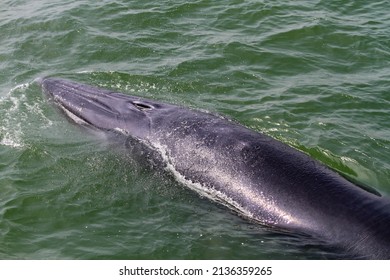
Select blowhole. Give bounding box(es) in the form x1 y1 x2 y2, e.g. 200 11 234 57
132 101 153 111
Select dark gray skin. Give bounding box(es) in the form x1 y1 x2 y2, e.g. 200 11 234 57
38 77 390 259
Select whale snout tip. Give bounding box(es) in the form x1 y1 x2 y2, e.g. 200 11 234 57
34 76 46 86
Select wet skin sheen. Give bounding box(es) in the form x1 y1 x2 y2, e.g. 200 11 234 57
39 77 390 259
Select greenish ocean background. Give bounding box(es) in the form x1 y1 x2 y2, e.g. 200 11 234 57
0 0 389 259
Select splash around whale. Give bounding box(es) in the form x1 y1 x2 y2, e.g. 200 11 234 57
38 77 390 259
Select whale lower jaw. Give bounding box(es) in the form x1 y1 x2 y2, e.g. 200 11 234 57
58 104 89 126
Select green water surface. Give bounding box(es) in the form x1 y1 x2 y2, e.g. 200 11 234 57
0 0 389 259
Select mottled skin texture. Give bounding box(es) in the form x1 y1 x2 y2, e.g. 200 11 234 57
39 77 390 259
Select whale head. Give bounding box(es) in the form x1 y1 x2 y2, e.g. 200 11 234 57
38 77 175 139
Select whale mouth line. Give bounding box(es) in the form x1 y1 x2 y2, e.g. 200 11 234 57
56 103 91 126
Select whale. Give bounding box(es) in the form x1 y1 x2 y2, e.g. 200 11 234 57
38 77 390 259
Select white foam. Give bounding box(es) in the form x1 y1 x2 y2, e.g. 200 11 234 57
114 127 129 135
0 133 24 148
0 81 55 149
0 84 30 148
